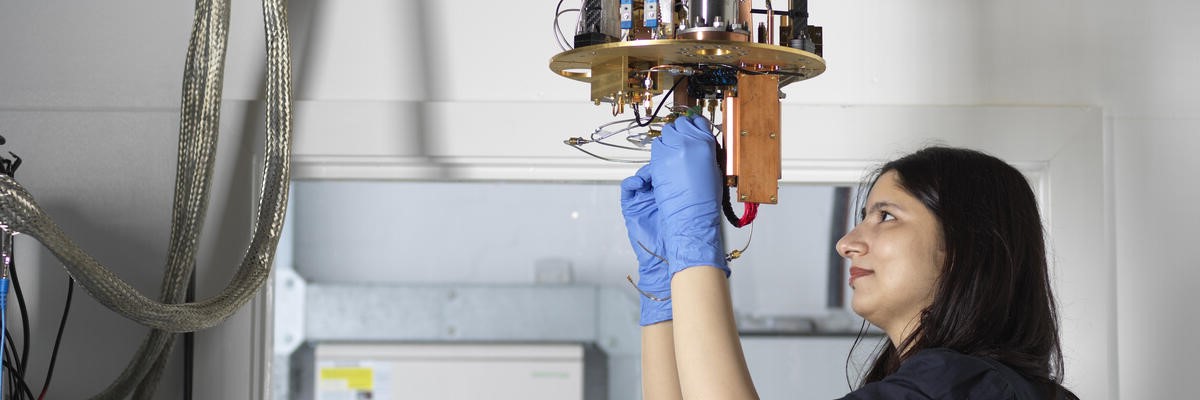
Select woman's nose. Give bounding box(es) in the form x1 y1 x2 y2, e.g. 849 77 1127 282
836 227 866 258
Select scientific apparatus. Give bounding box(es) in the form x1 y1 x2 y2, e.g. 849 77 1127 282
551 0 825 218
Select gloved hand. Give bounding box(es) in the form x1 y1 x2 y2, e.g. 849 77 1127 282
650 115 729 277
620 165 673 326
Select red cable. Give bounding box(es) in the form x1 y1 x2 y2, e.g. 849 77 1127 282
737 202 759 227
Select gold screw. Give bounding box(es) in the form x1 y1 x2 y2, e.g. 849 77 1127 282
769 195 777 202
740 130 748 136
739 194 749 201
769 132 777 139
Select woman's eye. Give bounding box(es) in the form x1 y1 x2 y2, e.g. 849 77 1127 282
880 211 896 222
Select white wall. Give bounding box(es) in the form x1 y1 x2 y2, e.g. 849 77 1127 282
1 0 1194 399
1095 1 1200 399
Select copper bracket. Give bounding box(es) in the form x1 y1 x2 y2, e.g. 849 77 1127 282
723 73 781 204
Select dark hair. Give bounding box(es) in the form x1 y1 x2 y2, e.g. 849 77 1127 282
856 147 1076 398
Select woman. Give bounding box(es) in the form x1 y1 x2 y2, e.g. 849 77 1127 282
620 115 1078 399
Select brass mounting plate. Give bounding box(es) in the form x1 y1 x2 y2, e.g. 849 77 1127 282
549 39 826 86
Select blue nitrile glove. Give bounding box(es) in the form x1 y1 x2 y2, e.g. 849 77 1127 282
649 115 729 277
620 165 673 326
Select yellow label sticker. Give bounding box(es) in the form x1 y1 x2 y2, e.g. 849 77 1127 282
320 367 374 390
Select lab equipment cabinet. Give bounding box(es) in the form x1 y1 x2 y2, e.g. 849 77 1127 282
294 342 607 400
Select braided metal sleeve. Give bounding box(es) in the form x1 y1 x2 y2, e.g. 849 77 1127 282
130 351 172 400
0 0 291 394
0 0 292 334
125 1 295 397
92 0 232 397
129 348 174 398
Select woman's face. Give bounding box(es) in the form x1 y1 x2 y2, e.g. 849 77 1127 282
836 171 945 345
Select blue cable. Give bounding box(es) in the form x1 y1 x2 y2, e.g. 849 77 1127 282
1 276 9 398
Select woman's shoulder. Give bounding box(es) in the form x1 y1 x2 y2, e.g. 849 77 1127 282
838 348 1040 400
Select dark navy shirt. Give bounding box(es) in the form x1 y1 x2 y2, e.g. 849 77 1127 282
838 348 1045 400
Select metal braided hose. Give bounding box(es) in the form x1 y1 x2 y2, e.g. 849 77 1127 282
96 0 234 397
0 0 291 397
134 2 292 398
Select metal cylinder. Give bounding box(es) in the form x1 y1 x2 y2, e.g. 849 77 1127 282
678 0 749 41
684 0 739 30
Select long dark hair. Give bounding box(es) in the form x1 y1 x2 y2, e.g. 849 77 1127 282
856 147 1076 398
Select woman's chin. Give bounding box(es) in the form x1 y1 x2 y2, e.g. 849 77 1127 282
850 295 875 323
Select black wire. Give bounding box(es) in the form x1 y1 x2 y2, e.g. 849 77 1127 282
2 329 9 398
4 329 20 399
641 70 739 224
715 141 746 227
736 66 809 78
2 359 35 400
37 278 73 400
6 253 31 400
634 77 686 127
183 268 196 400
2 151 31 400
749 8 790 15
9 255 31 381
766 70 810 77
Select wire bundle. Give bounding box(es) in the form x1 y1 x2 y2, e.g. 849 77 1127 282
0 269 74 400
0 148 75 400
0 0 294 398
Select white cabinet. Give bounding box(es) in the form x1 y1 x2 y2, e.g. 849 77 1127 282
297 343 604 400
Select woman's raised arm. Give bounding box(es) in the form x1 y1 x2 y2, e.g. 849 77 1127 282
671 266 758 399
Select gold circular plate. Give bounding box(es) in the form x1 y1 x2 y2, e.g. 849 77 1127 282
549 39 826 85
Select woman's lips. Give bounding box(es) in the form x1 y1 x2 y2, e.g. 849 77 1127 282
849 266 874 287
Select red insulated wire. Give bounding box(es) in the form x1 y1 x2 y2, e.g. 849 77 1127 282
737 202 759 227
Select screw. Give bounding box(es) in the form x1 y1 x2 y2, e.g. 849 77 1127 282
740 130 748 136
770 195 778 202
739 194 749 201
769 132 777 139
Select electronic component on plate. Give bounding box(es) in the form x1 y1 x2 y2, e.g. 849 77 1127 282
644 0 659 28
620 0 634 29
